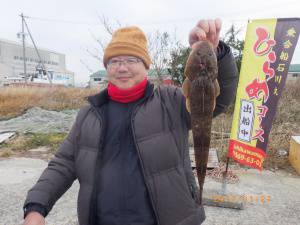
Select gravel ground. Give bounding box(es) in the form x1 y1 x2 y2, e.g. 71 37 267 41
0 157 299 225
0 158 78 225
202 168 300 225
0 107 78 134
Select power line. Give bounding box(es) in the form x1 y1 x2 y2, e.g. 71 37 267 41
26 15 101 26
25 14 249 27
23 0 299 28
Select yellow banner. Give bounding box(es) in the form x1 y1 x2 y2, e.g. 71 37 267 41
228 18 300 170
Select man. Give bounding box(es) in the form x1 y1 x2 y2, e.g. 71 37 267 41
23 19 238 225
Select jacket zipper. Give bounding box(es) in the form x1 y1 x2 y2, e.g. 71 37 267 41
90 105 105 150
88 105 105 225
92 102 160 224
130 104 161 225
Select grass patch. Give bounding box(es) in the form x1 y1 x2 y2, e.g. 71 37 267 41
0 149 14 157
25 133 67 151
0 86 99 119
0 132 67 157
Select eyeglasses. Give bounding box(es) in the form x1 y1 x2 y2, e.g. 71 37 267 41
107 57 142 68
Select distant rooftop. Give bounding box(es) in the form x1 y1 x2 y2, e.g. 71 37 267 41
289 64 300 73
91 64 300 78
90 68 170 78
90 70 107 78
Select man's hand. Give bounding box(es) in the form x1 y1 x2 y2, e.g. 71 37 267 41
23 212 45 225
189 19 222 49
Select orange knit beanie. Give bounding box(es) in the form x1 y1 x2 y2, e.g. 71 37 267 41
103 26 151 69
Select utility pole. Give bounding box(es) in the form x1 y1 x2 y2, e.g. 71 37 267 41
22 15 52 85
21 13 27 83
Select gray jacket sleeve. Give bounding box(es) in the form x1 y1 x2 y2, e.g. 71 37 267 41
158 86 200 204
179 94 201 204
214 40 239 117
23 106 89 216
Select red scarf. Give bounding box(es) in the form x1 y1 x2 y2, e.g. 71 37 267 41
107 78 148 103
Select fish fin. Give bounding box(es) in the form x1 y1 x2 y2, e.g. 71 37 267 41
214 79 220 97
182 78 191 98
186 98 191 113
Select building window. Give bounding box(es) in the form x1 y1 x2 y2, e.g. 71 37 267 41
292 73 299 77
94 78 102 81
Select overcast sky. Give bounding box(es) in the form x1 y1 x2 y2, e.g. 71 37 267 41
1 0 300 86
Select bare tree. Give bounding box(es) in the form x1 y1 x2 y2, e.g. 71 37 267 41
86 14 121 63
147 31 171 84
87 15 180 84
221 24 244 72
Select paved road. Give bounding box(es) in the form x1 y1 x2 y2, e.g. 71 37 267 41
0 157 299 225
0 158 78 225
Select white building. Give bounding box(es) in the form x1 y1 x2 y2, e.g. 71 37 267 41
0 38 74 86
